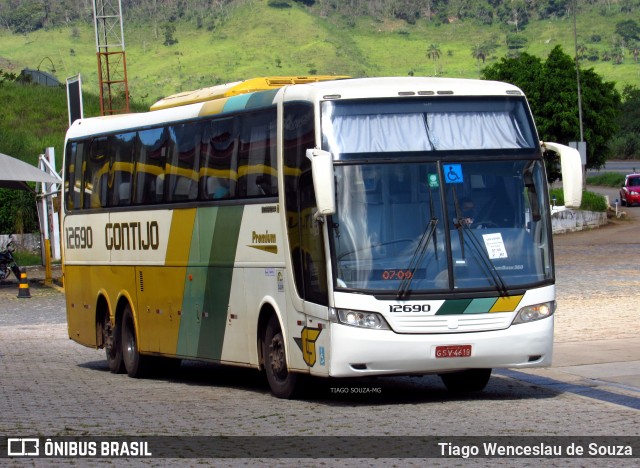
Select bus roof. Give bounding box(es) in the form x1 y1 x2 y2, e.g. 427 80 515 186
150 76 350 111
66 77 527 141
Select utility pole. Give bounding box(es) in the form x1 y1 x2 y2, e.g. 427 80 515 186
572 0 586 189
92 0 130 115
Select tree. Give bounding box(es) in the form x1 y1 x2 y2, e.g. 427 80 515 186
426 43 441 75
482 46 621 171
615 19 640 42
609 85 640 159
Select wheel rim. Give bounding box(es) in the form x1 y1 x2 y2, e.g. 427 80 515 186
268 334 287 382
103 316 116 359
124 317 136 361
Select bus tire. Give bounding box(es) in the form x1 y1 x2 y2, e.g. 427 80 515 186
103 312 124 374
440 368 492 392
263 315 300 399
121 305 149 378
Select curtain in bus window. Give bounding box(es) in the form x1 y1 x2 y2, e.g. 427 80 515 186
326 113 432 154
65 141 84 210
200 117 237 200
83 137 109 209
108 132 136 206
237 110 277 197
135 127 169 204
166 122 201 202
425 112 529 150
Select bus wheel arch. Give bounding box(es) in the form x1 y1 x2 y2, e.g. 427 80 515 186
259 307 301 399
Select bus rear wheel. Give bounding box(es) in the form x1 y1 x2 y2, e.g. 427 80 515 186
440 368 492 392
263 315 300 399
122 305 149 378
103 312 124 374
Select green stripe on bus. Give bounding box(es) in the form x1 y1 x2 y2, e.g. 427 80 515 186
463 297 498 314
197 205 245 360
436 299 473 315
246 89 279 109
176 207 218 357
223 94 253 113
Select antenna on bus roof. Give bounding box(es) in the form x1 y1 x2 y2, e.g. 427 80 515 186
150 76 349 111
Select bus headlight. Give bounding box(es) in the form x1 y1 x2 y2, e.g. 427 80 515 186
512 301 556 324
336 309 390 330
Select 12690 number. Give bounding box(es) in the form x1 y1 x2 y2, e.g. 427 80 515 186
389 304 431 313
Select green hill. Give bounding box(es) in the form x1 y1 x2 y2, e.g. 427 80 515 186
0 1 638 108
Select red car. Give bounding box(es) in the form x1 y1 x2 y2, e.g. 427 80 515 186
620 173 640 206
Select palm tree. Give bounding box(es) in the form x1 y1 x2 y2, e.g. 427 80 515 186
426 43 441 75
471 44 487 75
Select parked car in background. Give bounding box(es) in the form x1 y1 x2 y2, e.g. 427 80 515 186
620 173 640 206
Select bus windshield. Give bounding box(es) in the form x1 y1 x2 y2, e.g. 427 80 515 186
322 99 551 295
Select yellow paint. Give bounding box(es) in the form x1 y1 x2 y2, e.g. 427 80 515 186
151 76 349 111
165 208 196 266
199 98 227 116
301 327 322 366
135 266 186 354
490 295 524 312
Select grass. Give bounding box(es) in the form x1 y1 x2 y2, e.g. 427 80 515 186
13 250 43 266
0 3 638 107
586 172 625 187
550 188 608 212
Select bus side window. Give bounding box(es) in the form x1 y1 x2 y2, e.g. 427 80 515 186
65 141 84 211
109 132 135 207
166 122 201 202
200 117 237 200
237 109 277 198
84 137 109 209
297 171 328 305
135 128 168 205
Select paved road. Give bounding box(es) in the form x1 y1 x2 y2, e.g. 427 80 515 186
0 214 638 465
587 160 639 177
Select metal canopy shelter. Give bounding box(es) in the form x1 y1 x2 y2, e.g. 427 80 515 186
0 152 59 191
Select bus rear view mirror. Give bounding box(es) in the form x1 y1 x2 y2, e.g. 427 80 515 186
306 148 336 219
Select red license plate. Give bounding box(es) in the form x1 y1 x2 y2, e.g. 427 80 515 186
435 345 472 358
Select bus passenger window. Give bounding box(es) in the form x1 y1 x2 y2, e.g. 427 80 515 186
84 137 109 209
65 141 84 210
108 132 135 207
200 118 237 200
237 110 277 198
135 128 168 205
166 122 201 202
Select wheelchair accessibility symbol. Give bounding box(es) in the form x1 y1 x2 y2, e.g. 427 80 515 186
443 164 463 184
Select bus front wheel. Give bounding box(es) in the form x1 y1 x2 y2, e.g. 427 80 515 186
440 368 492 392
263 315 300 399
122 305 149 378
103 312 124 374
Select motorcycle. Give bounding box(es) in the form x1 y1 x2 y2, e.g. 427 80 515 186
0 236 22 282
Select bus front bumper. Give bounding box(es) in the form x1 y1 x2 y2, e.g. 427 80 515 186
326 316 553 377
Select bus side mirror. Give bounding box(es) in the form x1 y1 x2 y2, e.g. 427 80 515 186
306 148 336 219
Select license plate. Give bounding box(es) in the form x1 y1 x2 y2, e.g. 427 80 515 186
435 345 472 358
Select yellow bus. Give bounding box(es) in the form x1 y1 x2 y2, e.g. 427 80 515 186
63 76 581 398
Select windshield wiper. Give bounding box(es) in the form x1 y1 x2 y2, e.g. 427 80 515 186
459 222 509 296
451 188 507 296
397 217 438 299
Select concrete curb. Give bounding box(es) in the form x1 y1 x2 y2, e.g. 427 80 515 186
551 207 607 234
